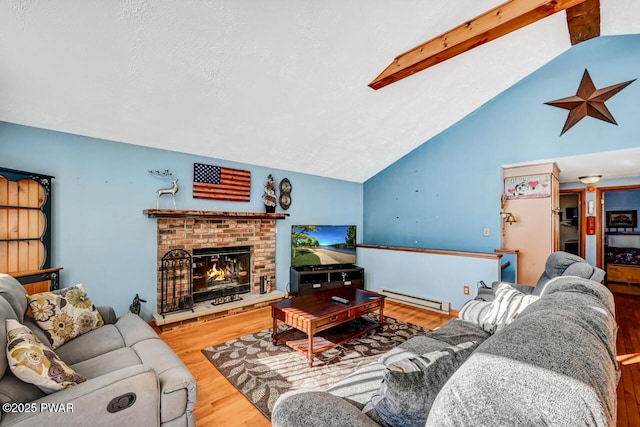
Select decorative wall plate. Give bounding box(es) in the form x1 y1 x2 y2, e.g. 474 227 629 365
279 178 292 210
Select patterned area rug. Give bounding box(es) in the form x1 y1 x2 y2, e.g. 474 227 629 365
201 314 428 419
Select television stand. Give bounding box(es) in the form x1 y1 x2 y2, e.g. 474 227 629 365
307 264 353 271
289 265 364 296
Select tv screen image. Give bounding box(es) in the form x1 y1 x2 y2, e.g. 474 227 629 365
291 225 357 267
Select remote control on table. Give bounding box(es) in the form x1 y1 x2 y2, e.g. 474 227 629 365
331 296 349 304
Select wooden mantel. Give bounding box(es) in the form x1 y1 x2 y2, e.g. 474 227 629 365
143 209 289 220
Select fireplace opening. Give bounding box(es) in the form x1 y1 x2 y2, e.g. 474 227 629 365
192 246 251 305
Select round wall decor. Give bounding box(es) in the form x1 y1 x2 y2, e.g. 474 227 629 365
279 178 292 210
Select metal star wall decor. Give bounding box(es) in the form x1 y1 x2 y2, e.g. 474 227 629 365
545 69 636 135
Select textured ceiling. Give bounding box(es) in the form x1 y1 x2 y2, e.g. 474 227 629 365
1 1 639 182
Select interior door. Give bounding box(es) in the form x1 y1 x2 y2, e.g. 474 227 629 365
559 191 583 257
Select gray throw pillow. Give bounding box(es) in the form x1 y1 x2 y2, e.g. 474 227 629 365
362 341 477 427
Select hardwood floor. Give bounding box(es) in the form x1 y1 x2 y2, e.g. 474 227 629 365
614 292 640 427
157 295 639 426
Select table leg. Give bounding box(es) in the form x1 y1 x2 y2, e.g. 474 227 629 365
378 300 385 331
272 310 278 344
307 333 314 367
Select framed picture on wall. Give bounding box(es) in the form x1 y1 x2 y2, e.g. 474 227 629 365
606 210 637 228
504 174 551 199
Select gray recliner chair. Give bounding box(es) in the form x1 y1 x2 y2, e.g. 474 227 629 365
0 273 197 426
459 251 606 324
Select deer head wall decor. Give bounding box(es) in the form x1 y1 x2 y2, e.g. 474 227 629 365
149 169 179 209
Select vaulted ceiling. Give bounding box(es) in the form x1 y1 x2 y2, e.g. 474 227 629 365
1 1 639 182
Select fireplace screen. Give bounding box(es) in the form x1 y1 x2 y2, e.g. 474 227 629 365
160 249 193 315
192 246 251 305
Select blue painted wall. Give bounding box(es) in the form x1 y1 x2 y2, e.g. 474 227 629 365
364 35 640 259
0 123 363 319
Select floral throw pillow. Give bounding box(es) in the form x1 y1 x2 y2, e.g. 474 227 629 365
6 319 86 393
27 284 104 349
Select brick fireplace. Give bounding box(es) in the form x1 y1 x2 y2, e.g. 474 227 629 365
144 209 288 329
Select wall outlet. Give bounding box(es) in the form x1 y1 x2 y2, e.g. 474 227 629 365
463 286 470 295
483 227 490 237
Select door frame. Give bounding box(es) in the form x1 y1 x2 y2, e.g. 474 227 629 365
596 184 640 268
559 188 586 259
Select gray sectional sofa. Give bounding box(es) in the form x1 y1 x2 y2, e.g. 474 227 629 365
459 250 606 324
272 256 619 426
0 273 197 426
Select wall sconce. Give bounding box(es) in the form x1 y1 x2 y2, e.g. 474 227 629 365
579 175 602 185
500 194 517 225
504 213 517 225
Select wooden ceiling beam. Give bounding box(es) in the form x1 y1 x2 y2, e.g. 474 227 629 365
369 0 589 90
566 0 600 45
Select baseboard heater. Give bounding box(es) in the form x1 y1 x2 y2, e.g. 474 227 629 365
378 288 450 315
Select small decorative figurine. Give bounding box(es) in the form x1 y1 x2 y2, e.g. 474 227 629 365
263 174 277 213
129 294 146 316
149 169 179 209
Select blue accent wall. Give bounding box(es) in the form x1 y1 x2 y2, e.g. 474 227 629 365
0 123 362 319
364 35 640 256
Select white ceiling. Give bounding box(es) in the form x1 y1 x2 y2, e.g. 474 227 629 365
1 1 639 183
505 147 640 184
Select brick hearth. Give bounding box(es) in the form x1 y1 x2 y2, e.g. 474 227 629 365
144 210 289 329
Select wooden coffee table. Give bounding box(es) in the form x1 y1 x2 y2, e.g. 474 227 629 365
271 288 385 367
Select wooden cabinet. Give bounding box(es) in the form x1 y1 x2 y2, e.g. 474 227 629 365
289 265 364 296
0 167 60 292
606 264 640 296
607 264 640 286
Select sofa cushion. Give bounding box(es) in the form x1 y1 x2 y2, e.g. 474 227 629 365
0 274 28 323
363 341 478 427
482 283 538 334
533 251 597 295
541 276 615 315
273 390 380 427
6 319 86 393
54 324 126 365
414 318 490 347
0 297 19 379
114 312 163 346
326 362 389 408
0 368 46 405
27 284 104 349
53 313 162 367
70 347 142 380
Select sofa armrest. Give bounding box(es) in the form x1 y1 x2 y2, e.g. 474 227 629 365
97 306 117 325
272 390 379 427
0 365 160 427
129 336 197 424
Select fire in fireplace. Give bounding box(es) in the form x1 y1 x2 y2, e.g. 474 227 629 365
192 246 251 305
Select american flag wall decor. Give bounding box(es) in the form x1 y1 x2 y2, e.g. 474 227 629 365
193 163 251 202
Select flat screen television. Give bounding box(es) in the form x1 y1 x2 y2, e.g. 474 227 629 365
291 225 357 268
